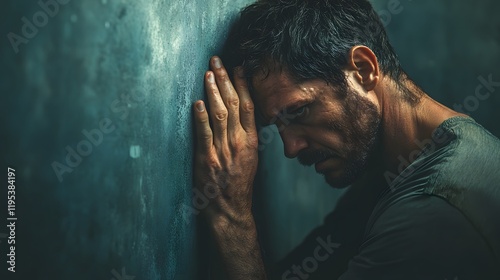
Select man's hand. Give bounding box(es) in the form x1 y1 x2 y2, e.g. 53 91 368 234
193 56 258 225
193 57 266 279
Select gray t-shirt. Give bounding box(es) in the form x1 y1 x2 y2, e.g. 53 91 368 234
274 116 500 280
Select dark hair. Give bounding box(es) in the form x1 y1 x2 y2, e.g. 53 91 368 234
227 0 406 91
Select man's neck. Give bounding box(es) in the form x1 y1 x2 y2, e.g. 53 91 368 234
375 78 467 176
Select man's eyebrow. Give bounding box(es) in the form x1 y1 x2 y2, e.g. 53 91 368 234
265 100 310 125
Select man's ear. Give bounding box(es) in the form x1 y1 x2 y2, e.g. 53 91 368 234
347 46 380 91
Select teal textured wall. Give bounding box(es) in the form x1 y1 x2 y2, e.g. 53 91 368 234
1 0 252 279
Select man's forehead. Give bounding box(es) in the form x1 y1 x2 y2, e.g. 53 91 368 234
250 71 317 124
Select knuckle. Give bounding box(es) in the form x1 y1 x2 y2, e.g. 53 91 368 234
197 114 209 123
216 70 229 81
231 141 245 154
198 153 220 169
200 131 212 141
214 110 228 121
205 155 219 167
227 98 239 108
236 81 248 90
241 101 254 112
230 133 254 152
209 88 219 96
248 135 259 149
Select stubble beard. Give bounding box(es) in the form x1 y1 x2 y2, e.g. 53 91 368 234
298 87 382 188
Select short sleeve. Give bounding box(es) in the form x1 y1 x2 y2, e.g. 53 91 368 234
338 194 499 280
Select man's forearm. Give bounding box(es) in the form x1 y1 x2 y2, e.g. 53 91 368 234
209 214 267 279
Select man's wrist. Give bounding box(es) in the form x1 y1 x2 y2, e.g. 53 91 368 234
210 211 256 235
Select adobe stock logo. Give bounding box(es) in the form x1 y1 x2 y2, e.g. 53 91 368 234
110 267 135 280
7 0 71 54
181 171 230 225
453 74 500 115
51 118 116 182
0 232 7 243
282 235 341 280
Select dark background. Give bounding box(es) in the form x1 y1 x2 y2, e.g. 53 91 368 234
1 0 499 279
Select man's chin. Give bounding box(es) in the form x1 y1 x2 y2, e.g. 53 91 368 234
322 170 354 189
325 176 352 189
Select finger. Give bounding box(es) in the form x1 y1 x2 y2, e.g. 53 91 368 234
205 71 228 148
233 67 256 133
193 100 213 153
210 56 241 131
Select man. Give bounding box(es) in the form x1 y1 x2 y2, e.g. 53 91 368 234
192 0 500 279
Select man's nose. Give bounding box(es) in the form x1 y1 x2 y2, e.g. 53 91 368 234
279 127 308 158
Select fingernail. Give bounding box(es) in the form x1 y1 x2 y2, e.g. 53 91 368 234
213 57 222 68
207 72 215 83
196 102 205 112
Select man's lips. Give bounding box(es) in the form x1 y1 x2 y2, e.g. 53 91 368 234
298 150 339 167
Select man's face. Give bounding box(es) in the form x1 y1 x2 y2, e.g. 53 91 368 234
252 69 381 188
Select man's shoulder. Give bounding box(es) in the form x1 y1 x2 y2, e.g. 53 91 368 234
342 193 500 280
383 116 500 225
356 116 500 279
429 116 500 188
388 116 500 189
423 117 500 262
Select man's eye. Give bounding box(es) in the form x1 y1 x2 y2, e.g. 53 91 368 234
292 106 308 119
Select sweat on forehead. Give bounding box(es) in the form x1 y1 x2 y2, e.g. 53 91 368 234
251 71 330 124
